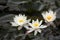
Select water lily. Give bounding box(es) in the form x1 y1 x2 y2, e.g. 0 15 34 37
42 10 56 27
10 14 31 30
26 19 47 36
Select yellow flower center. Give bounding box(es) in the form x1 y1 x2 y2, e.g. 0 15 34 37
33 23 39 28
19 19 24 23
47 16 52 20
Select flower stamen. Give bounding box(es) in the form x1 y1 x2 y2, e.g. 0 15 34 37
19 19 24 23
47 16 52 20
33 23 39 28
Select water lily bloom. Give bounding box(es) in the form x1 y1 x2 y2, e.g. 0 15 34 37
26 19 47 36
10 14 31 30
42 10 56 27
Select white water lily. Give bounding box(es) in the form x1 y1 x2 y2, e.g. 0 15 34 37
27 19 47 36
42 10 56 27
42 10 56 22
10 14 31 30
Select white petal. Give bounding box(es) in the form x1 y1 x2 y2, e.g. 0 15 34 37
51 16 56 22
39 25 47 28
27 19 31 23
46 11 49 14
37 29 41 33
39 20 43 25
10 22 18 26
34 30 38 36
23 14 25 17
32 20 34 23
27 29 34 34
42 13 46 18
49 10 53 14
24 24 30 30
19 14 22 16
36 19 39 22
15 15 18 18
29 23 33 28
18 26 23 30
